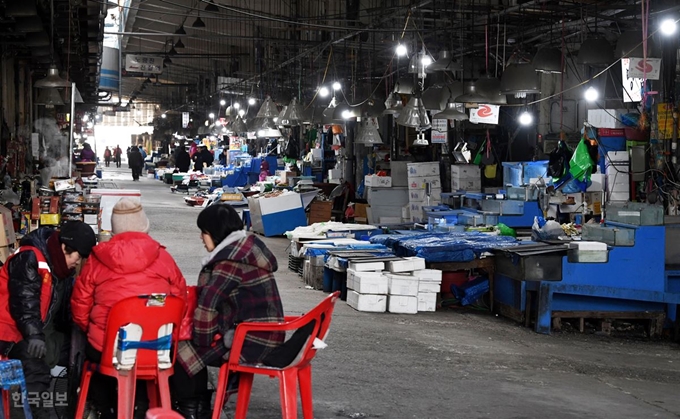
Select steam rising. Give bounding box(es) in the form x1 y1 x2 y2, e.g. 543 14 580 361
33 118 70 185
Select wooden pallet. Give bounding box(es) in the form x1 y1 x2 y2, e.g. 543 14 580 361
551 310 665 337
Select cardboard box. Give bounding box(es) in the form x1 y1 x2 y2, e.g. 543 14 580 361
408 176 441 190
451 164 481 178
308 200 333 225
385 273 419 296
417 292 437 312
408 188 442 202
279 171 295 186
347 291 387 313
0 206 16 247
388 257 426 273
407 162 440 177
452 178 482 191
388 295 418 314
365 175 392 188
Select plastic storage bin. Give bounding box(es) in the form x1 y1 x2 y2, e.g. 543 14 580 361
598 136 626 152
502 162 523 187
522 160 549 184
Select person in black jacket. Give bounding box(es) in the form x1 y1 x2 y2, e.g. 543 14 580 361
129 146 144 181
175 143 191 173
192 145 214 172
0 222 96 419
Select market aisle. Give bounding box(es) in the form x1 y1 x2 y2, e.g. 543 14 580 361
99 167 680 419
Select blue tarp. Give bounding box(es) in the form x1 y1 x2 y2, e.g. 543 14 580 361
304 243 389 258
370 232 519 263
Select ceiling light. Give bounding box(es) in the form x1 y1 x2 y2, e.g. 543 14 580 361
428 50 462 72
421 55 433 67
82 115 89 122
35 88 65 107
231 115 247 133
396 44 408 57
238 109 245 117
412 132 429 146
220 99 226 106
422 82 450 111
332 82 341 91
161 113 167 119
409 50 431 78
577 37 614 66
322 97 339 124
205 0 219 12
168 46 178 56
476 76 508 105
34 64 71 88
432 99 468 121
233 102 240 109
454 81 488 106
660 18 677 36
383 93 403 115
500 63 540 97
256 96 279 119
257 128 282 138
519 111 533 126
175 25 187 35
281 98 304 126
192 16 206 28
215 120 222 126
174 38 185 49
333 102 357 120
248 97 256 105
393 78 414 94
163 56 172 66
584 86 599 102
359 97 386 117
532 47 562 74
209 112 215 119
397 97 430 131
342 110 353 119
355 118 383 145
318 86 330 98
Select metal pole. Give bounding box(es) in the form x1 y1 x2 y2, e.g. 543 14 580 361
68 82 76 177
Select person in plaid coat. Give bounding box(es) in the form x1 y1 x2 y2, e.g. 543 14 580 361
172 204 284 418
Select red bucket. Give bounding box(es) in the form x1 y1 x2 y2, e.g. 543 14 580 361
441 271 468 295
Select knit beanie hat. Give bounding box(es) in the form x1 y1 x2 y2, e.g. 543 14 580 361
111 198 150 235
59 221 97 257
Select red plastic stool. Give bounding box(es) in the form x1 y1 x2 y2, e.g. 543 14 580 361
145 408 184 419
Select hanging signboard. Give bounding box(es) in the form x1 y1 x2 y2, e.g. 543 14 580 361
125 54 162 74
182 112 190 128
430 118 448 144
628 57 661 80
469 104 500 125
621 58 643 103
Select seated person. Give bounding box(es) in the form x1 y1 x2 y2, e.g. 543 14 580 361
72 198 187 419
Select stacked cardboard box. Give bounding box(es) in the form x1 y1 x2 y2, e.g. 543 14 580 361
451 164 481 192
407 163 441 222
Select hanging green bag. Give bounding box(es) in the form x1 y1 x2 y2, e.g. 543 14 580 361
568 138 595 181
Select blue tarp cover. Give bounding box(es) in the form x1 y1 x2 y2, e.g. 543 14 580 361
370 232 519 262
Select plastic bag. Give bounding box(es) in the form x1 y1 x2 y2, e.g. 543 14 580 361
568 139 595 181
531 216 564 241
547 141 572 179
496 223 516 238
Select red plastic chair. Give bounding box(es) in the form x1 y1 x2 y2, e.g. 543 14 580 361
212 291 341 419
74 295 185 419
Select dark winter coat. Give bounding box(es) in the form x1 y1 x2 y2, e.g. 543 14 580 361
175 149 191 173
128 148 144 169
177 234 284 377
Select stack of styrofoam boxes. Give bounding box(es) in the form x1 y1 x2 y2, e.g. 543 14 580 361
407 162 441 223
451 164 481 192
413 269 443 312
346 260 388 312
605 151 629 202
386 257 437 314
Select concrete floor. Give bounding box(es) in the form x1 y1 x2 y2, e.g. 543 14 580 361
102 167 680 419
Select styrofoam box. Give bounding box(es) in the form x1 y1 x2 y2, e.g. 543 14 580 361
365 175 392 188
407 162 440 177
418 280 441 293
402 205 410 219
587 173 605 192
348 260 385 272
408 188 442 202
354 272 389 295
389 257 426 273
608 191 630 201
413 269 443 281
408 176 442 190
388 295 418 314
348 291 387 313
380 217 402 224
452 178 482 191
417 292 437 312
568 241 607 251
385 273 419 296
84 214 98 225
451 164 481 178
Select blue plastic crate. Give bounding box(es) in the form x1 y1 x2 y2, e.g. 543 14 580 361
599 136 626 152
523 160 549 184
502 162 523 187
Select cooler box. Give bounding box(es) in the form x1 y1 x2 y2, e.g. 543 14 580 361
248 193 307 236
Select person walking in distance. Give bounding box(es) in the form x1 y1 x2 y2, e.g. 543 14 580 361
128 146 144 181
103 147 112 167
114 145 122 168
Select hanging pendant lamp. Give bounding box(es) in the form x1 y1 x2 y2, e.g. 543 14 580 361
192 15 206 28
428 50 462 72
454 81 488 106
63 85 84 104
322 97 339 124
174 38 185 49
397 97 430 131
383 93 403 115
500 63 540 97
36 88 65 107
476 76 507 105
532 47 562 73
433 99 468 121
422 81 450 111
333 102 358 120
175 25 187 35
35 64 71 88
393 78 415 94
230 115 247 133
205 0 219 12
577 37 614 66
281 98 304 126
355 117 383 145
256 96 279 119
